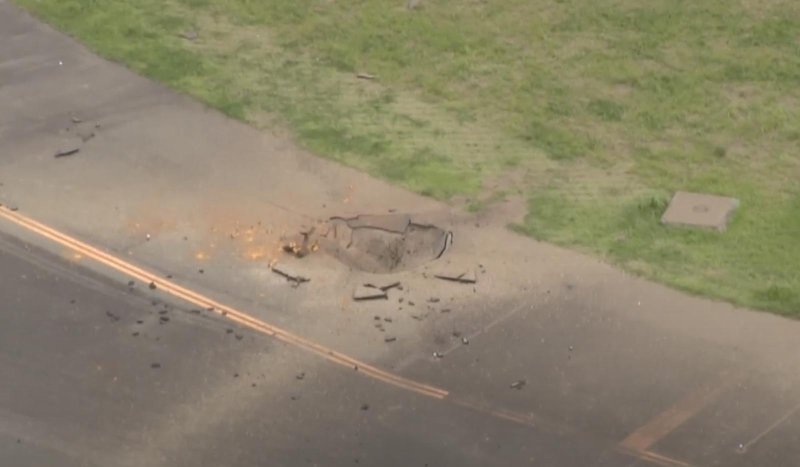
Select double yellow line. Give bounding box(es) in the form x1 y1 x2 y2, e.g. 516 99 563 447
0 205 447 399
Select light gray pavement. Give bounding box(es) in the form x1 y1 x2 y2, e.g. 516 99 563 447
2 2 800 466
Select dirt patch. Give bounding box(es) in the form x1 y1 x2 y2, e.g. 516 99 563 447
316 214 452 273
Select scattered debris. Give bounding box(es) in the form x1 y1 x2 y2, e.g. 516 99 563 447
383 317 393 323
54 147 80 158
384 336 397 343
434 271 477 284
356 72 376 80
433 351 443 359
353 285 388 301
428 297 440 303
271 265 310 287
510 380 526 390
282 227 318 258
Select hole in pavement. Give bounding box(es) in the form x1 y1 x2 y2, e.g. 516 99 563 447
318 214 452 273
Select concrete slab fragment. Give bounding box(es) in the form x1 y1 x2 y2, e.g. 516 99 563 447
661 191 739 231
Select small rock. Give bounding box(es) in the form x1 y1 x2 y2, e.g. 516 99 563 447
226 328 234 334
131 332 139 337
428 297 440 303
383 317 393 323
360 404 370 411
233 373 239 378
510 380 526 390
433 351 443 359
70 115 82 124
198 269 204 274
384 337 397 343
462 337 469 345
150 363 161 369
148 282 157 290
159 316 169 323
136 320 143 324
296 372 305 380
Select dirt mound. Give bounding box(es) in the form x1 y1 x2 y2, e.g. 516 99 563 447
317 214 452 273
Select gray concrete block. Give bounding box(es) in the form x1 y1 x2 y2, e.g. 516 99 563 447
661 191 739 231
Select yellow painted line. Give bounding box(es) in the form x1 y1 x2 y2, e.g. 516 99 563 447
618 448 694 467
0 206 447 399
0 206 701 467
620 369 743 454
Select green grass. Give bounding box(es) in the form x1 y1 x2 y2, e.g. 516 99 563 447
14 0 800 315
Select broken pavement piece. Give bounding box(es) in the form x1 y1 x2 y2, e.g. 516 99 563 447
364 281 401 292
353 285 388 301
434 270 477 284
54 147 80 158
271 265 310 287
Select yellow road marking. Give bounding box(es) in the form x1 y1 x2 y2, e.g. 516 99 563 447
620 369 744 453
0 206 447 399
0 206 697 467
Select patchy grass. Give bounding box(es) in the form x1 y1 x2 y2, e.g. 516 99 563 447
14 0 800 315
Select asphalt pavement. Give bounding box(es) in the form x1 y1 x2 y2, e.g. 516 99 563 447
2 1 800 466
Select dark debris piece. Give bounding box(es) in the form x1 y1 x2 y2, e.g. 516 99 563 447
54 147 80 158
360 404 370 411
150 363 161 369
105 311 119 322
510 380 526 390
148 282 157 290
384 336 397 343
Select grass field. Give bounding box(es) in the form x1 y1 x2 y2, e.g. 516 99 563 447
15 0 800 315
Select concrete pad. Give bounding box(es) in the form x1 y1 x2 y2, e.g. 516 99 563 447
661 191 739 231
